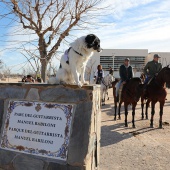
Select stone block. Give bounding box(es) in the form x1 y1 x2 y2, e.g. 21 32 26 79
47 163 83 170
40 87 88 103
67 102 93 165
0 100 4 132
0 87 26 99
26 88 40 100
13 154 45 170
0 149 16 165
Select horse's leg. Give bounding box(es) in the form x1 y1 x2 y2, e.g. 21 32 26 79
118 101 122 120
132 102 137 128
145 99 150 119
150 101 156 128
141 97 144 120
159 101 165 128
114 99 117 121
124 103 128 127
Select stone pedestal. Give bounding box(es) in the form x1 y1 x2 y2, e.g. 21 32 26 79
0 83 101 170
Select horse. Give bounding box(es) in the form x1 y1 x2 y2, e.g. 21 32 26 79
100 74 114 106
112 78 143 128
140 66 170 128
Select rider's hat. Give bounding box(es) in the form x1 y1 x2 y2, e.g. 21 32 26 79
125 58 130 61
153 54 161 58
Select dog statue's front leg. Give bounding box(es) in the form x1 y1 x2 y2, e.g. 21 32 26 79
80 66 88 85
80 66 86 84
70 65 82 87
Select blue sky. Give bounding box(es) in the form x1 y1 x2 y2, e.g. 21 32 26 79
0 0 170 73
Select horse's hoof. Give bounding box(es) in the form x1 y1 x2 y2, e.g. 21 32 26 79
107 97 109 100
125 124 128 127
150 124 154 128
132 125 136 128
146 116 148 119
159 124 163 129
113 117 116 121
141 117 144 120
118 116 121 120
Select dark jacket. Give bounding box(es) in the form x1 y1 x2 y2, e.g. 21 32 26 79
119 65 133 82
144 60 162 77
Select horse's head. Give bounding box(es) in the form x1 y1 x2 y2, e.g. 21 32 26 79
157 66 170 85
164 65 170 84
103 74 114 88
140 73 145 84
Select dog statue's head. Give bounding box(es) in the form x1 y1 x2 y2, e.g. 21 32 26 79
85 34 102 52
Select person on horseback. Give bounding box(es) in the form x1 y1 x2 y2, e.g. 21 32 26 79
116 58 133 101
144 54 162 85
109 66 114 75
94 64 104 84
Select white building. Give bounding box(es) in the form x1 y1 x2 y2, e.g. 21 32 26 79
86 49 148 81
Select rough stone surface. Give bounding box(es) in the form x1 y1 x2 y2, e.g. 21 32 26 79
40 87 88 103
26 88 40 100
13 154 45 170
0 87 27 99
67 102 93 165
47 163 83 170
0 100 4 132
0 150 16 165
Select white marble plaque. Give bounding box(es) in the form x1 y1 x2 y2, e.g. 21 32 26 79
0 100 75 161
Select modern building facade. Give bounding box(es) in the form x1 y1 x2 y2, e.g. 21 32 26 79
87 49 148 80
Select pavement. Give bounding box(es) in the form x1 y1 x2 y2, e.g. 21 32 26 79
100 88 170 170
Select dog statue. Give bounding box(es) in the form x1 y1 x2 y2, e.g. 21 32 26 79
49 34 102 87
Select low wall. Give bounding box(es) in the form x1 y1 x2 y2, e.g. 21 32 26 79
0 83 101 170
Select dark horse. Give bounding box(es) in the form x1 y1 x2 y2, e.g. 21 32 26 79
141 66 170 128
112 78 143 128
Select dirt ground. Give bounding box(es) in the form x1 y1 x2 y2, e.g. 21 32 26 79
0 77 21 83
100 88 170 170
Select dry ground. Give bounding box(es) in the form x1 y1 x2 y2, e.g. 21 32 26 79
0 77 21 83
100 88 170 170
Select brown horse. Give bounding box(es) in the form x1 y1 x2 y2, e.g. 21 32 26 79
141 66 170 128
112 78 143 128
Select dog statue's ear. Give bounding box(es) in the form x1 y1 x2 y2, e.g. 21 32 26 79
85 34 96 47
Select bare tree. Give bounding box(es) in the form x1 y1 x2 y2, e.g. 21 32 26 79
0 0 109 82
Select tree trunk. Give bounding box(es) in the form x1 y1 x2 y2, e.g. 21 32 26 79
41 60 48 82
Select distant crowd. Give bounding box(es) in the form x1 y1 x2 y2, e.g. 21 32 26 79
21 75 43 83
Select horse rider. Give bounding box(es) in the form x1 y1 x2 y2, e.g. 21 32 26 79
94 64 104 84
116 58 133 101
109 66 114 75
143 54 162 85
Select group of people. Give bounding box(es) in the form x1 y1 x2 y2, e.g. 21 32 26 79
94 54 162 101
22 75 43 83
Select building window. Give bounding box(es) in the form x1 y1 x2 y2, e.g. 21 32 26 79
100 56 113 70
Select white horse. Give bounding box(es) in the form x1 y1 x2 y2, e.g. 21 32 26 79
100 74 114 106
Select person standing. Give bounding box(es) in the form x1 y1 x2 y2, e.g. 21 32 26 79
94 65 104 84
116 58 133 100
